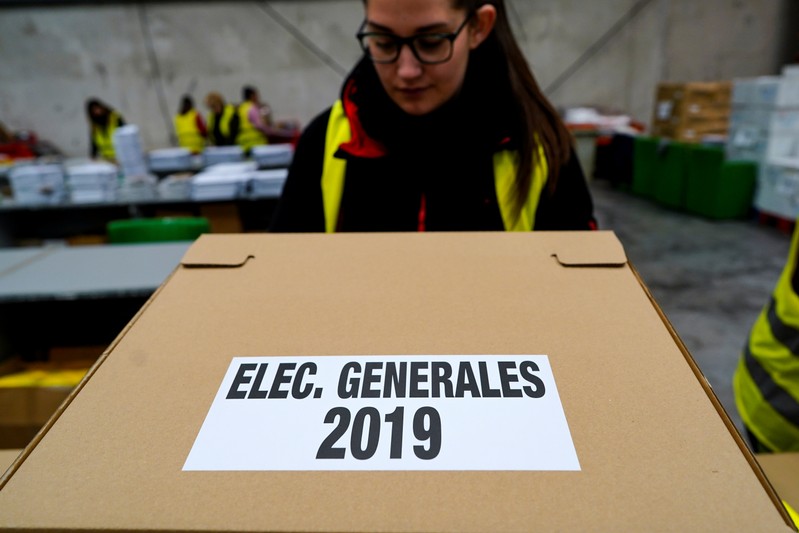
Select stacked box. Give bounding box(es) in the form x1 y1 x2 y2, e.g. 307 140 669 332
7 163 66 205
202 146 244 167
148 148 193 173
651 81 732 143
251 144 293 169
65 162 119 203
726 76 781 163
112 125 149 179
751 65 799 219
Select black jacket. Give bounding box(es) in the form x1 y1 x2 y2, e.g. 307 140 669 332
270 57 595 232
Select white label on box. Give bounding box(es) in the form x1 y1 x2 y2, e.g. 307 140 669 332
183 355 580 471
657 101 673 120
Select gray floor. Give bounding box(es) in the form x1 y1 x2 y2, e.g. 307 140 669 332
590 180 792 437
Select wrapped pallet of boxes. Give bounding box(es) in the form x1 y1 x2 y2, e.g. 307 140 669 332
754 65 799 220
0 232 796 531
651 81 732 143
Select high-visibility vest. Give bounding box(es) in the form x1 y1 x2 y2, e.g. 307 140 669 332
321 99 548 233
92 111 121 161
734 222 799 452
207 104 236 145
235 101 268 152
174 109 205 153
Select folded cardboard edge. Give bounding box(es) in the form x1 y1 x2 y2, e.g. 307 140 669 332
179 231 629 269
180 234 253 268
628 262 796 531
552 231 628 267
0 267 183 492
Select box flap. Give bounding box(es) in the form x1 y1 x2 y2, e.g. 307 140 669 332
180 234 254 268
552 230 627 267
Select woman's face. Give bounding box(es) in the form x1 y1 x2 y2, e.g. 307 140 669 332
364 0 486 116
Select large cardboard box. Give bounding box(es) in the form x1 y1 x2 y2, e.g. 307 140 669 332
0 233 793 531
652 81 732 142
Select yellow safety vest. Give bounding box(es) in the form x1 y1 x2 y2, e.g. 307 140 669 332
207 104 236 145
174 109 205 153
734 223 799 452
321 99 548 233
92 111 121 161
235 101 268 153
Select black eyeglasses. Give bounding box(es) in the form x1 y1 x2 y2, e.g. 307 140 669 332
357 13 473 65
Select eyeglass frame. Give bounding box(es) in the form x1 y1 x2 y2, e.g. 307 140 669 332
356 12 475 65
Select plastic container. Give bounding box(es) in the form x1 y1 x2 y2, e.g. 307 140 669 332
107 217 210 244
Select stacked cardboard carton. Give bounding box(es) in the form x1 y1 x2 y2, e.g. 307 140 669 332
728 66 799 220
651 81 732 142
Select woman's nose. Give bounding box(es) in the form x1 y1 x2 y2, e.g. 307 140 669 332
396 43 423 79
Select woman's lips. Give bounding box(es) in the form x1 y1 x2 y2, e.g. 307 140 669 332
397 86 428 97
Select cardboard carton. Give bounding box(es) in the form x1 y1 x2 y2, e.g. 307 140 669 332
758 453 799 517
0 233 793 531
652 81 732 142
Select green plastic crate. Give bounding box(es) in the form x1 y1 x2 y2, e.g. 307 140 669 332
107 217 210 244
653 141 690 210
684 147 756 219
631 136 659 198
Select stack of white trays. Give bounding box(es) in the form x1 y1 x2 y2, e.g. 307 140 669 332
113 125 149 178
202 146 244 167
252 144 293 169
190 161 255 201
250 168 288 198
148 148 193 173
65 162 119 203
7 163 66 205
157 175 193 200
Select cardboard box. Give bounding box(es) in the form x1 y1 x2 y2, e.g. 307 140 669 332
0 233 793 531
758 453 799 517
652 81 732 142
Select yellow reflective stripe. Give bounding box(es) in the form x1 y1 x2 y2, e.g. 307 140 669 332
174 110 205 153
493 146 547 231
322 100 350 233
734 354 799 452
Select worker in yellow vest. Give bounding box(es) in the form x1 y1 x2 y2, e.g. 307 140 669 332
204 92 240 146
235 86 269 154
86 98 125 161
269 0 595 232
734 222 799 453
173 95 207 154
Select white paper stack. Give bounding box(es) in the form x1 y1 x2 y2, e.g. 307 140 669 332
148 148 193 173
157 175 193 200
118 174 158 201
190 161 255 200
65 162 119 203
113 125 149 178
7 163 66 204
251 144 293 168
250 168 288 198
202 146 244 167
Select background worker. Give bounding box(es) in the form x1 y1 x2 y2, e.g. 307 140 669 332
269 0 595 233
204 92 239 146
86 98 125 161
236 85 270 153
173 95 207 154
734 221 799 453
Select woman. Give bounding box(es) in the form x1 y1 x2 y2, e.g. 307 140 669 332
173 95 207 154
86 98 125 161
270 0 595 232
204 92 240 146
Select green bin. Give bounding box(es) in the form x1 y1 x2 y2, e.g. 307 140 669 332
631 136 659 198
653 141 690 210
107 217 210 244
685 145 725 216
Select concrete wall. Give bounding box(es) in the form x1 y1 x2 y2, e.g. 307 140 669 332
0 0 794 157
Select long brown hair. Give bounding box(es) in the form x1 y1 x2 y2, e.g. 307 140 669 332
462 0 572 217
